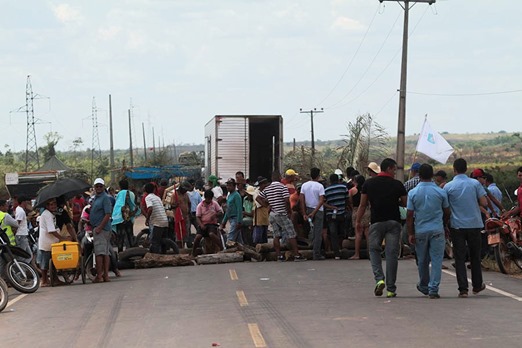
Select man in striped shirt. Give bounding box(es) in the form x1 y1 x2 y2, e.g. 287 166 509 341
324 173 349 259
144 182 169 254
256 172 305 261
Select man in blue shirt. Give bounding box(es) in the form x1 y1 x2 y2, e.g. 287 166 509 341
407 164 450 299
443 159 488 298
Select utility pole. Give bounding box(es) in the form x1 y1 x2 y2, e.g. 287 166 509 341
379 0 435 182
300 107 324 166
128 109 134 167
91 97 102 181
152 127 156 156
142 122 147 162
109 94 115 185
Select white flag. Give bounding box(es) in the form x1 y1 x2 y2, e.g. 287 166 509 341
416 119 454 164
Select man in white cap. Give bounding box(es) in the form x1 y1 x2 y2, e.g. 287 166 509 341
89 178 113 283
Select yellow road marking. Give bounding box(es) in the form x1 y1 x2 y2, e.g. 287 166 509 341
248 323 267 348
229 269 238 280
236 290 248 307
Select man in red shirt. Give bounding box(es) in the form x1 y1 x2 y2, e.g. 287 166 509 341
70 194 86 232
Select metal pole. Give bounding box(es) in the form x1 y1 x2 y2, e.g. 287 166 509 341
300 108 324 167
128 109 134 167
379 0 435 182
396 0 409 182
142 122 147 162
109 94 115 185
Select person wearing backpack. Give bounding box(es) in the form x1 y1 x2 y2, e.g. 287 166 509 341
111 179 140 252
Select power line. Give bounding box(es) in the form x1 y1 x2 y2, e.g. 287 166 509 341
317 4 381 105
328 4 430 110
326 10 402 109
408 89 522 97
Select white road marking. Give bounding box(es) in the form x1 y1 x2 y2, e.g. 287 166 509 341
6 293 28 309
442 269 522 302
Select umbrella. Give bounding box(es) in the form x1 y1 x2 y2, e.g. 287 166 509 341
34 178 92 208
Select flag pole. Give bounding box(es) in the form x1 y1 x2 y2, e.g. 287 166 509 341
408 115 428 180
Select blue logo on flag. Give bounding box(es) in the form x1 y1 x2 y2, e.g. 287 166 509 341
427 133 435 144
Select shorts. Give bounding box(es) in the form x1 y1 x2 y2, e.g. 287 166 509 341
199 224 218 238
37 250 52 270
269 212 296 239
93 229 112 255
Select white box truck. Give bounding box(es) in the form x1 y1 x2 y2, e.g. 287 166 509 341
204 115 283 182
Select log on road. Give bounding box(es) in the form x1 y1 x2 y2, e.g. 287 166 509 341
223 244 262 261
196 252 244 265
134 253 195 268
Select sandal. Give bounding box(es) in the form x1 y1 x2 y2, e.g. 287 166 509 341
114 270 122 277
103 277 111 282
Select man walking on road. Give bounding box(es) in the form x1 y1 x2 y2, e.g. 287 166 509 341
444 158 488 298
300 167 325 260
356 158 407 298
407 164 450 299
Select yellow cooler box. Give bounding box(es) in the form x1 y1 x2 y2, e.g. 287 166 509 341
51 241 81 270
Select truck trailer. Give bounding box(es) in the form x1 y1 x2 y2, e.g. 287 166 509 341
204 115 283 182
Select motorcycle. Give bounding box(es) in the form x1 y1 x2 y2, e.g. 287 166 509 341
483 216 522 274
0 230 40 293
0 277 8 312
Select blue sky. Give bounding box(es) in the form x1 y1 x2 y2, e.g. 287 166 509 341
1 0 521 151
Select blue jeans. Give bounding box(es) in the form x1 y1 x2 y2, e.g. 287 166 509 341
227 218 243 243
307 208 324 259
415 231 445 295
368 220 401 293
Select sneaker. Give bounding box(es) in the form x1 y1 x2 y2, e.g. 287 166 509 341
472 283 486 295
277 255 285 262
294 255 306 262
334 256 341 260
386 291 397 298
429 293 440 299
458 291 468 298
416 284 429 296
374 280 385 296
313 256 326 261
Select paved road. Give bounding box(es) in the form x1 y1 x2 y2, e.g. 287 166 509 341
2 257 522 348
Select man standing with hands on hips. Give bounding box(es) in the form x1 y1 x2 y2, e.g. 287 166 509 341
90 178 113 283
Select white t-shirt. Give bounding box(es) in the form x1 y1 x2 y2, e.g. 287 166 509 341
212 186 224 201
301 180 325 211
145 193 169 228
15 206 28 236
38 209 59 251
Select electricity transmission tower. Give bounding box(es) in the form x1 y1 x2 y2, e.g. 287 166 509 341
379 0 435 182
91 97 102 180
25 76 40 171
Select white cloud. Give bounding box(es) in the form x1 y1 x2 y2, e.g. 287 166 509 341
53 3 82 24
98 26 121 41
331 16 364 31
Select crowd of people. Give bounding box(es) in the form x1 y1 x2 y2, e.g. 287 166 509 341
1 159 521 297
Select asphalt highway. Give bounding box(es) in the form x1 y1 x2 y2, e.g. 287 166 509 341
2 256 522 348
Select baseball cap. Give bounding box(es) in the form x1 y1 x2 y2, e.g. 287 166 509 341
409 162 421 171
285 169 298 176
93 178 105 186
367 162 381 174
334 169 343 175
471 168 485 178
226 178 236 185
